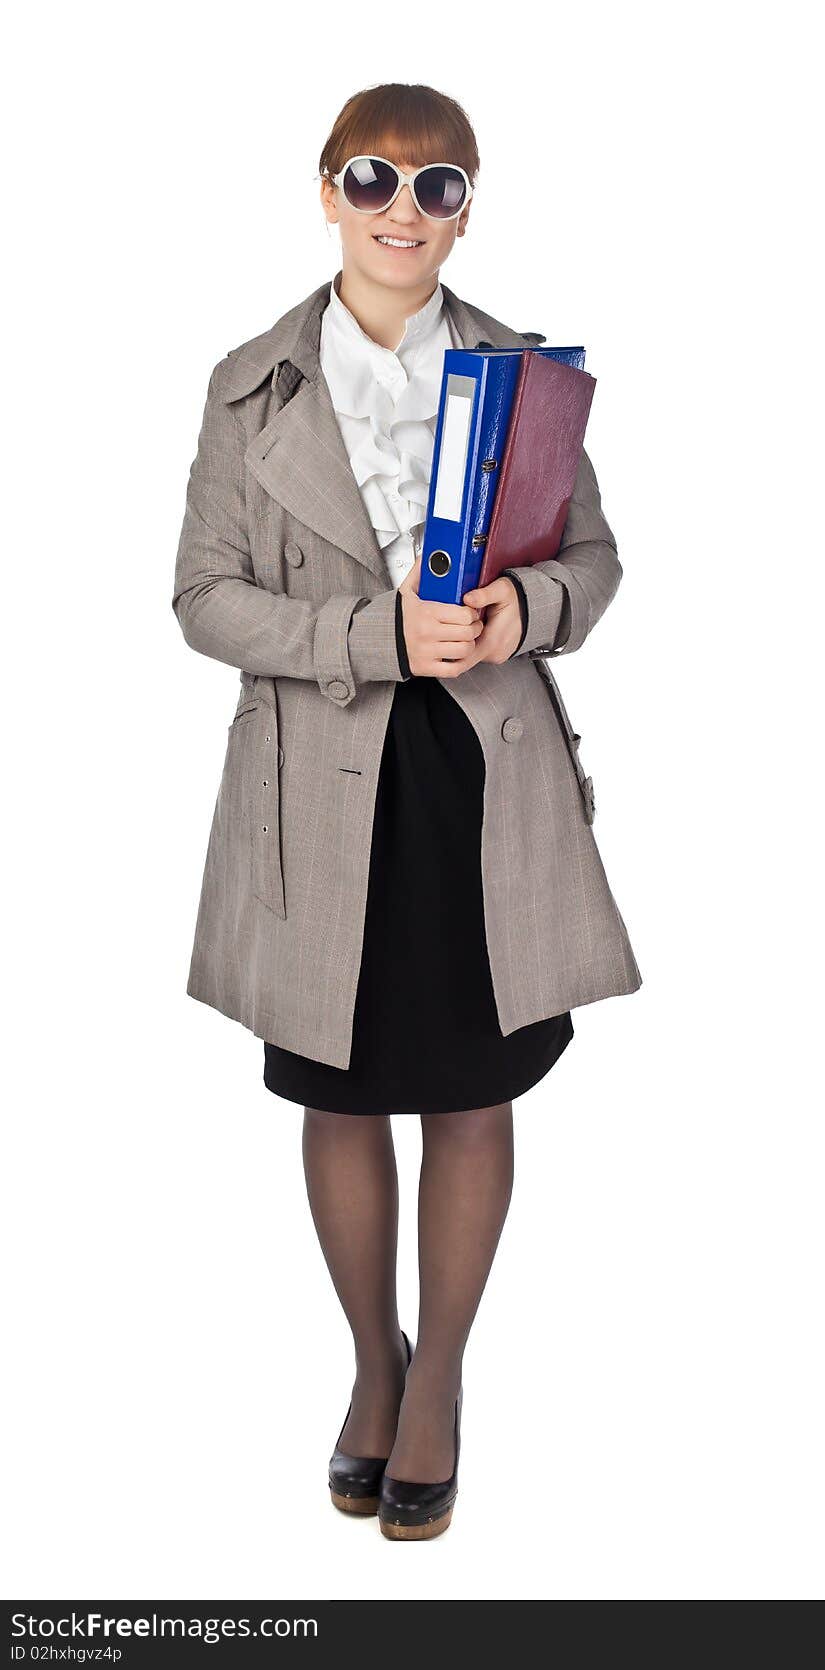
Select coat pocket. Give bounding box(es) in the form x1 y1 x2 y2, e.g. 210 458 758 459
226 697 286 918
531 656 596 825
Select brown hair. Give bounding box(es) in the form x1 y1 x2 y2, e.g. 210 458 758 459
319 83 480 186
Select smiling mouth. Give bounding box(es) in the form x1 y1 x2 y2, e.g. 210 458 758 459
372 235 426 248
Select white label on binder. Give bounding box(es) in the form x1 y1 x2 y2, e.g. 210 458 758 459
433 377 474 521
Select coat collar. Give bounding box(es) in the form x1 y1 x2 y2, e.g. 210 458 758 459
229 271 541 584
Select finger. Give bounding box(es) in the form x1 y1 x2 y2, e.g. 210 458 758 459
433 637 484 662
419 598 482 624
430 617 484 644
461 582 503 606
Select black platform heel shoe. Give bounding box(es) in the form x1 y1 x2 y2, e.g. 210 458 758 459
378 1384 463 1541
328 1331 413 1516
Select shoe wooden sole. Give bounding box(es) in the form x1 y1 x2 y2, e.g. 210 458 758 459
378 1505 454 1540
330 1489 380 1516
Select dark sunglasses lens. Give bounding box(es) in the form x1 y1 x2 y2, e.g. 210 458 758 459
342 157 398 212
414 165 467 219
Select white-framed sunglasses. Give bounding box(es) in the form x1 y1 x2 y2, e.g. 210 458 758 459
328 155 474 223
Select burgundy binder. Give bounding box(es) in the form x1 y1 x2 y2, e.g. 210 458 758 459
478 352 596 587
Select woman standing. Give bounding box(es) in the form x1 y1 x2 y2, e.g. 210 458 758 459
173 82 641 1541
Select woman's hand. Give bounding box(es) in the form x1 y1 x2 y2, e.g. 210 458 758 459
460 575 523 663
399 556 486 677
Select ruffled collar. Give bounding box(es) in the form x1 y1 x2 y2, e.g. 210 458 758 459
320 275 456 551
320 275 448 422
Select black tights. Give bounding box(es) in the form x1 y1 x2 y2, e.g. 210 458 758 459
302 1102 514 1482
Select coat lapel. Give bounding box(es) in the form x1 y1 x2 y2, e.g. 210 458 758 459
234 273 534 586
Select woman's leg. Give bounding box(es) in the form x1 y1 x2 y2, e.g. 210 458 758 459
302 1107 408 1456
386 1100 515 1482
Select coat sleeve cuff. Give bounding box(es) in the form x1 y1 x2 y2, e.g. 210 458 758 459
346 587 410 685
500 563 567 656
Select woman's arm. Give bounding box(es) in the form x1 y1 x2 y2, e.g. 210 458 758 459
500 446 622 658
172 365 410 708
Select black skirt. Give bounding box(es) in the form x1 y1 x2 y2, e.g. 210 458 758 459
263 675 573 1115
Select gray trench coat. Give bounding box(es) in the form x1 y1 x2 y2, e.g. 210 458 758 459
172 274 642 1068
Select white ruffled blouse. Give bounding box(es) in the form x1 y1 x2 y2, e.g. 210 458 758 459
319 273 461 589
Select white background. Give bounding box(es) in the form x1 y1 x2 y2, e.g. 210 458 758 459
3 0 822 1603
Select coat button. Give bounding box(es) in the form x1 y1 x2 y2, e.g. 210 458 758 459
278 743 284 767
327 679 350 700
284 540 304 567
501 716 524 742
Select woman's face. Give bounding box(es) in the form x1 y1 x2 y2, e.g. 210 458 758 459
320 151 471 291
